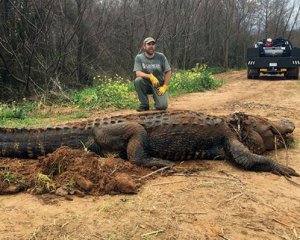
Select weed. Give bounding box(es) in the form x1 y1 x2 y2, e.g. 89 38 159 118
0 103 27 119
97 204 111 213
0 168 28 188
72 74 138 109
120 198 135 206
69 212 80 219
285 137 298 149
107 234 119 240
0 99 41 120
169 64 223 95
207 67 226 74
33 173 56 194
73 111 89 118
42 156 69 177
65 178 76 192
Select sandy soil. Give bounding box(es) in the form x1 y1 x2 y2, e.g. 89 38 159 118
1 70 300 240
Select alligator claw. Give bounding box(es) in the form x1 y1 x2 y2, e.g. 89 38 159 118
141 158 175 168
272 164 299 177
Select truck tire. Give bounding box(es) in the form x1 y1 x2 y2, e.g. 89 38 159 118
295 68 299 80
285 68 299 80
247 68 259 79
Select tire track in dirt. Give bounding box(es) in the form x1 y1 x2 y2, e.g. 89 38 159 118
171 70 297 115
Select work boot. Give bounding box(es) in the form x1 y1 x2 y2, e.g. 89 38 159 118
136 106 149 112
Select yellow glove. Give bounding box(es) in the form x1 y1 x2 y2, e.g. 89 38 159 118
149 73 160 87
157 85 168 96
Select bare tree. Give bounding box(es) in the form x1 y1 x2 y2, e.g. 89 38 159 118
1 0 300 101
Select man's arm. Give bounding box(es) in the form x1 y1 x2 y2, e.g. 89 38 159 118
136 70 171 86
161 53 171 86
135 71 151 79
135 71 160 87
163 70 172 86
157 69 172 96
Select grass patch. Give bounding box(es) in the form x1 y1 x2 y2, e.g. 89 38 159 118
0 65 223 127
0 106 90 128
169 64 223 96
72 75 138 110
0 168 28 187
207 67 227 74
54 111 90 121
0 101 36 120
97 204 112 213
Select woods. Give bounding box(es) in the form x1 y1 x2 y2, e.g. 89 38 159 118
1 0 300 101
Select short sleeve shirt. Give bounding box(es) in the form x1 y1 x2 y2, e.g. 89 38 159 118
133 52 171 84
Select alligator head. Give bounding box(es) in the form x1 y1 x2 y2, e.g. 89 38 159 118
228 113 295 154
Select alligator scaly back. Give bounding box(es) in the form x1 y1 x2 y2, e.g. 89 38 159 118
0 125 95 158
0 110 187 158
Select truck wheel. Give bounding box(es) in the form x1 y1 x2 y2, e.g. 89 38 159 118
247 69 251 79
294 68 299 80
247 68 259 79
284 71 289 79
285 68 299 80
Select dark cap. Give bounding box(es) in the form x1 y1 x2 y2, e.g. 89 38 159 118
144 37 156 44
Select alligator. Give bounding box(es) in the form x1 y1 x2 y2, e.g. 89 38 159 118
0 110 298 177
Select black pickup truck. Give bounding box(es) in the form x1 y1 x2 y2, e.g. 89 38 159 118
246 38 300 79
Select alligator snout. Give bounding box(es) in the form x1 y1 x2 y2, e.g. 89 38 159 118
277 119 295 134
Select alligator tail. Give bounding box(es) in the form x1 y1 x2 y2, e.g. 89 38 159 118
0 125 94 158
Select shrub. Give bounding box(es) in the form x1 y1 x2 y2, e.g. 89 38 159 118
0 101 36 120
72 75 138 109
169 64 223 95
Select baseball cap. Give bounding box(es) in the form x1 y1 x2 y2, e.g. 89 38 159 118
144 37 156 44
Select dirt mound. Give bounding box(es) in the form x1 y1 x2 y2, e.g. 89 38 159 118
0 147 152 198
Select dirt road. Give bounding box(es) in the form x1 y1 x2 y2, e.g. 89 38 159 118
1 70 300 240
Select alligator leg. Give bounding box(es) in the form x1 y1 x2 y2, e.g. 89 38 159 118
92 122 174 168
241 129 265 154
224 136 299 177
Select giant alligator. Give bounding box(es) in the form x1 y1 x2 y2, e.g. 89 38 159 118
0 110 298 177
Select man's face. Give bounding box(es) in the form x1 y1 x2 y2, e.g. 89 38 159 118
143 41 156 55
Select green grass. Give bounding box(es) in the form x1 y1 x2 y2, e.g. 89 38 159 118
207 67 227 74
0 65 223 127
0 106 90 128
0 168 29 188
0 101 36 120
169 64 223 96
72 83 138 110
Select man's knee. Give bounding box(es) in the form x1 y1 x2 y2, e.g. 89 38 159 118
134 77 145 86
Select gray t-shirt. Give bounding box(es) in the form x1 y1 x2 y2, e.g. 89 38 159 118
133 52 171 84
